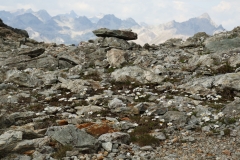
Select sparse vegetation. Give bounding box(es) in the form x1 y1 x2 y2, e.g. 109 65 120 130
134 94 151 102
207 103 224 111
130 133 159 146
212 61 235 74
216 87 236 101
179 55 188 63
223 128 231 136
129 116 166 146
81 70 102 81
52 144 73 159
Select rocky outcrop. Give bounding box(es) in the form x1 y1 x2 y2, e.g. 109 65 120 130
0 19 240 160
0 18 29 38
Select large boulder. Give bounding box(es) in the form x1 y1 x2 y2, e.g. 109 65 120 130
101 37 131 50
46 125 100 153
106 49 128 67
223 97 240 117
5 69 43 87
178 72 240 96
162 111 187 127
111 66 164 84
93 28 137 40
98 132 130 144
0 129 47 158
0 130 23 158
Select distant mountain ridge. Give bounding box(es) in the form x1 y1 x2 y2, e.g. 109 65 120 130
132 13 225 45
0 9 225 45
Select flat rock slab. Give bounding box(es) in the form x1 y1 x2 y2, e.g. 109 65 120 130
98 132 130 144
93 28 137 40
46 125 99 153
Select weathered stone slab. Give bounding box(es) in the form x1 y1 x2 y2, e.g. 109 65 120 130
93 28 137 40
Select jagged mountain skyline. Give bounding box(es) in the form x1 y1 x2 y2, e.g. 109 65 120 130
1 0 239 30
0 9 225 45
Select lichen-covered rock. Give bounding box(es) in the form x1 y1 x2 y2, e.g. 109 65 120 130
5 69 43 87
98 132 130 144
106 49 128 67
46 125 100 153
101 37 131 50
111 66 164 84
162 111 187 127
223 97 240 116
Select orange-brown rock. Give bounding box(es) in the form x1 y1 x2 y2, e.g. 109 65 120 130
86 123 116 137
76 122 95 129
24 150 35 156
57 119 68 126
121 117 130 121
222 150 231 156
76 122 117 137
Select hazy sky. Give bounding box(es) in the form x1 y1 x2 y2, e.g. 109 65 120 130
0 0 239 30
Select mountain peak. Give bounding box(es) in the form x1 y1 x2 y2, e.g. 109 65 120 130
103 14 117 18
70 10 78 18
199 13 211 20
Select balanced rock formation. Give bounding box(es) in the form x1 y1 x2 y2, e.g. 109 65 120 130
93 28 137 40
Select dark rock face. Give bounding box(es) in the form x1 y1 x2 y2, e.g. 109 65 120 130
0 18 29 38
93 28 137 40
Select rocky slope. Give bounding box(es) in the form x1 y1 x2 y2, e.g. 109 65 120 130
0 19 240 160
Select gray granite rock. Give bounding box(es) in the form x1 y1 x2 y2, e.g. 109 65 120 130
46 125 99 153
111 66 164 84
98 132 130 144
162 111 187 127
106 49 128 67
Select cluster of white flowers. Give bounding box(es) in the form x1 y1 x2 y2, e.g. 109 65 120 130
133 87 143 92
139 94 147 98
58 97 77 102
68 97 77 102
202 116 210 122
145 109 151 116
133 123 139 127
218 112 224 117
68 114 78 118
88 111 93 115
125 90 130 94
200 111 225 122
59 97 67 101
160 119 165 122
157 95 166 102
167 100 173 105
172 89 179 92
44 106 62 112
206 94 222 101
